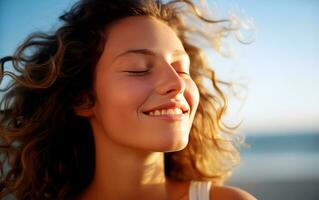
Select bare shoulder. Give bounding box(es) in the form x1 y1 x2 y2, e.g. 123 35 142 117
210 185 257 200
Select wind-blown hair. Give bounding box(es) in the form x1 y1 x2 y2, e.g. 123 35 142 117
0 0 242 199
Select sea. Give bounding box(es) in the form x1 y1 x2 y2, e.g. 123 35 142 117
228 131 319 200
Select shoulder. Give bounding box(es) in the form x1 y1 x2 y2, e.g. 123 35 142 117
210 185 257 200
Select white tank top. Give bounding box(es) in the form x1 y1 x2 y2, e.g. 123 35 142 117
188 181 212 200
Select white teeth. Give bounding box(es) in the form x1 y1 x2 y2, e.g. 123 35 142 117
174 108 183 114
167 109 174 115
154 110 161 116
161 110 167 115
146 108 184 116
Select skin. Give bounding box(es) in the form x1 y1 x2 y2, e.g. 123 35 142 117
76 16 256 200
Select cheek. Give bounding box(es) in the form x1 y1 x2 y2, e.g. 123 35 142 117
98 76 150 109
93 77 151 133
112 78 152 109
185 79 200 116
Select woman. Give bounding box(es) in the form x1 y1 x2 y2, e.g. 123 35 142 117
0 0 256 199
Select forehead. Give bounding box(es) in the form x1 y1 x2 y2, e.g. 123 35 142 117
101 16 185 62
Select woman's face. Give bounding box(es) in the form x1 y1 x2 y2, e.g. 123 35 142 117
89 16 199 152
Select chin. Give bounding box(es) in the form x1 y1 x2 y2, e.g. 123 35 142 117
153 133 189 153
164 142 188 153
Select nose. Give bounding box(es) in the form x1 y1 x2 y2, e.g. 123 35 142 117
155 62 186 97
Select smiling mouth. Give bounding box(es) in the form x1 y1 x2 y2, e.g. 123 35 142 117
142 108 188 121
143 107 187 116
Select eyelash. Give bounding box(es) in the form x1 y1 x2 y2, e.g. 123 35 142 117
125 70 150 76
124 70 190 76
126 70 190 76
178 71 190 76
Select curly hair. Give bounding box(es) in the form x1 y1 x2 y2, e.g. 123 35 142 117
0 0 242 199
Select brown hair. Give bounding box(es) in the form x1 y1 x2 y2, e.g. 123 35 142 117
0 0 242 199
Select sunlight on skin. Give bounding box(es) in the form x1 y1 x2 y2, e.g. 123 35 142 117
75 16 199 200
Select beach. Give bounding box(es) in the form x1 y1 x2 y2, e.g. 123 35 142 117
230 179 319 200
228 132 319 200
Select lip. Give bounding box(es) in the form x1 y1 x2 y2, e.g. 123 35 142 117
142 102 190 121
143 113 187 121
142 102 190 114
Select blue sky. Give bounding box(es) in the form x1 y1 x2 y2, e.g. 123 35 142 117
0 0 318 134
210 0 319 133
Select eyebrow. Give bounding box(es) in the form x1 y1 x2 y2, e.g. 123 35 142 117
112 48 189 63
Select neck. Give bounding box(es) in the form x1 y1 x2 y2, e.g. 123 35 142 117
78 129 170 199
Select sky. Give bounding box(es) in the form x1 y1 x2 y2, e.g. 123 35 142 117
208 0 319 133
0 0 318 134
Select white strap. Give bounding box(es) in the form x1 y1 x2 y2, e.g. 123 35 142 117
189 181 212 200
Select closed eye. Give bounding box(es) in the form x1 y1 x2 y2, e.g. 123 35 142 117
124 70 150 76
177 71 190 76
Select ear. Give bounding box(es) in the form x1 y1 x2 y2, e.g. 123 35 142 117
73 93 95 117
74 104 94 117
